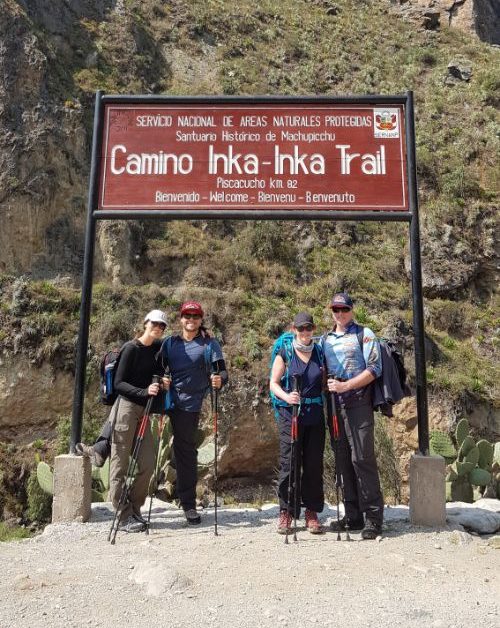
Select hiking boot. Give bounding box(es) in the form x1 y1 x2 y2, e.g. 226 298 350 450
132 508 147 525
329 516 364 532
75 442 105 468
277 510 293 535
305 509 323 534
361 520 382 540
118 515 147 534
184 509 201 525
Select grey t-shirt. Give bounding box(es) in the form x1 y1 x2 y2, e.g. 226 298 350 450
162 335 224 412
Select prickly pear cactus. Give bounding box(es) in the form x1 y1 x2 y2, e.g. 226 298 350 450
477 440 493 470
483 443 500 499
455 418 470 448
458 435 475 460
36 461 54 496
494 442 500 465
441 420 498 503
464 445 479 466
430 431 457 460
469 467 491 487
446 476 473 503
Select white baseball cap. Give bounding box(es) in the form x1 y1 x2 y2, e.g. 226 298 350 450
144 309 168 325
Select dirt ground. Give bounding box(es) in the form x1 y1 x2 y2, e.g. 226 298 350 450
0 502 499 628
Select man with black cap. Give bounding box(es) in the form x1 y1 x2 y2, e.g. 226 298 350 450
160 301 227 525
322 293 384 539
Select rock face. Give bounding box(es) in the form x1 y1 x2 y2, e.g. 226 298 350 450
0 2 89 276
392 0 500 44
405 211 498 300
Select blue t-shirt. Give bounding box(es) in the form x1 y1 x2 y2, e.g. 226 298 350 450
162 335 223 412
277 346 324 426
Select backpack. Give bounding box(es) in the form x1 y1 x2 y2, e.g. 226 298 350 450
354 326 410 417
269 332 323 420
99 348 122 405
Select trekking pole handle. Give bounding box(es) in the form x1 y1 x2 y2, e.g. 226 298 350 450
291 375 300 440
328 372 340 440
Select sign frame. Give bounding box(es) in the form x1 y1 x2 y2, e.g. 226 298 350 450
96 95 410 216
71 92 429 456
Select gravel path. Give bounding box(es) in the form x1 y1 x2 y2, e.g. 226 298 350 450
1 502 499 628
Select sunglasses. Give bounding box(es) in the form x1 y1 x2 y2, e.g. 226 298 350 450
151 321 167 329
332 307 351 313
182 313 201 320
296 324 314 332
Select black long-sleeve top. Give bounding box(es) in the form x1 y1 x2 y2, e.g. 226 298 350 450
114 339 164 411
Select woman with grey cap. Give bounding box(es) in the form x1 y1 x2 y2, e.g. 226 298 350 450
270 312 326 534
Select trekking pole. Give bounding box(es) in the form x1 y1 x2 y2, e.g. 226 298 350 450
210 364 220 536
285 374 300 544
329 374 350 542
146 414 165 534
108 375 160 545
146 373 172 533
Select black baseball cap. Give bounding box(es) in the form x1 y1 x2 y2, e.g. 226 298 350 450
330 292 354 309
293 312 315 327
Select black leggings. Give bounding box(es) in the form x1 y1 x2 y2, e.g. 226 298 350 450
277 417 325 517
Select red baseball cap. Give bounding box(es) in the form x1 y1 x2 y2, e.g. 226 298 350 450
180 301 204 317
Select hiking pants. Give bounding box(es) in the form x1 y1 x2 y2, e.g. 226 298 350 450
168 408 200 512
109 398 155 521
329 402 384 525
278 416 325 517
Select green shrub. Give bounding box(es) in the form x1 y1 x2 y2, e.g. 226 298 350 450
55 411 105 455
0 522 32 542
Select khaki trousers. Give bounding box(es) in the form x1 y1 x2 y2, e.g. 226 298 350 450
109 397 155 521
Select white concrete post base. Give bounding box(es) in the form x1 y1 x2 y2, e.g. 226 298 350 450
409 453 446 526
52 454 92 523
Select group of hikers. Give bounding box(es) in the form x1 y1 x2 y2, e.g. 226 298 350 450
76 292 385 541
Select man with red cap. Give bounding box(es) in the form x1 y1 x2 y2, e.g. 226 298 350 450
160 301 227 525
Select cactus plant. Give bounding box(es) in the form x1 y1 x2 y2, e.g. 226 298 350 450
477 440 494 470
469 467 491 487
455 418 470 448
430 431 456 460
464 445 479 466
439 418 500 503
446 476 473 502
458 436 475 460
36 461 54 495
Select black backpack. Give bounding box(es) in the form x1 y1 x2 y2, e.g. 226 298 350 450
324 325 410 417
99 348 122 405
354 327 410 416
